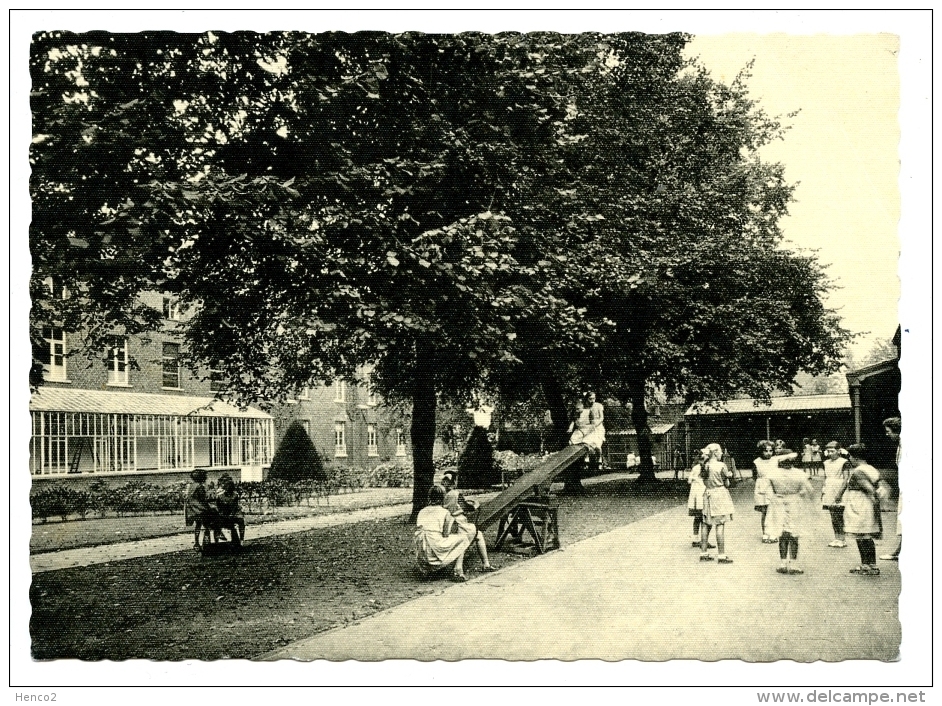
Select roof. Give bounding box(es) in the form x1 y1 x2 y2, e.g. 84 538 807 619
846 358 900 385
29 387 271 419
608 423 676 436
685 394 851 417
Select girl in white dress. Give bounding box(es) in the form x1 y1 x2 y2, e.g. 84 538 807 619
687 450 709 546
768 463 815 574
700 443 735 564
413 485 474 581
753 441 798 543
820 441 849 548
837 444 883 576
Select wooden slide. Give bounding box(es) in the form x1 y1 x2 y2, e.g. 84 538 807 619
474 444 589 530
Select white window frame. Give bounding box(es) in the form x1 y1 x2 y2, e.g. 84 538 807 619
396 427 407 457
107 339 130 386
334 380 346 403
367 423 379 457
367 381 378 406
162 342 182 389
209 369 227 393
334 421 347 457
162 296 181 321
299 386 310 400
44 327 68 382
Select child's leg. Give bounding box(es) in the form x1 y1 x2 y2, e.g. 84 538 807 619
475 532 492 568
859 538 877 567
692 515 701 538
759 506 768 537
715 523 726 557
193 521 203 548
789 534 799 560
700 521 712 554
830 508 845 540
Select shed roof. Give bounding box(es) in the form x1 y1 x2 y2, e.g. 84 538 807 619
608 423 677 436
29 387 271 419
845 358 899 385
685 394 851 417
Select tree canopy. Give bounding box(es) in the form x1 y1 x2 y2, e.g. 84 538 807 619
30 30 850 507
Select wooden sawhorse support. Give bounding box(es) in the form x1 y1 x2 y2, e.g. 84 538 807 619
495 500 560 554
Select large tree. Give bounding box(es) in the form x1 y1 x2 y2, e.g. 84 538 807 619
490 48 851 483
30 31 605 517
30 30 849 507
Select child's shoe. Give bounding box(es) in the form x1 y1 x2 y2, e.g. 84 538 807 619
699 553 714 561
717 555 733 564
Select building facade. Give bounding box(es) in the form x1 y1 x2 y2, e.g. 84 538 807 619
271 377 412 470
30 292 276 485
30 291 411 485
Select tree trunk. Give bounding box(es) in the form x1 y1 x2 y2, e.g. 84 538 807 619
409 342 438 522
541 373 570 451
541 372 585 494
629 377 657 484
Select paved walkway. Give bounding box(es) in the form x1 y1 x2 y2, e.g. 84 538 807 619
262 486 901 662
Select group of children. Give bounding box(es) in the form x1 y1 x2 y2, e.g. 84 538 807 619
413 470 494 582
184 469 246 550
687 435 894 577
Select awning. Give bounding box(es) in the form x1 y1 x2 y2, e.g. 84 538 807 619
685 394 851 417
607 423 676 436
29 387 271 419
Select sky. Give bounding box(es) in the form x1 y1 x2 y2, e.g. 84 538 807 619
8 8 932 693
687 34 902 357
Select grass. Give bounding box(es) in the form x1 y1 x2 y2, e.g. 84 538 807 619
29 477 688 661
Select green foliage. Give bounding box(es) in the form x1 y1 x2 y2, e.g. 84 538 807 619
29 30 850 502
30 480 188 521
493 450 545 484
31 485 90 522
268 421 326 483
457 426 501 488
365 462 414 488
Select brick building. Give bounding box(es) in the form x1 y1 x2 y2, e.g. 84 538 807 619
29 291 410 486
270 377 411 471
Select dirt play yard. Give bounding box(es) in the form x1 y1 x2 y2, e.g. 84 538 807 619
29 477 689 661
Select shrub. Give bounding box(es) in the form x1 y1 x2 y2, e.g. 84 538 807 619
366 462 413 488
31 485 90 522
457 426 501 488
268 421 327 483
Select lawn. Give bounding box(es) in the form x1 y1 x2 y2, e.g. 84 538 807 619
29 477 688 661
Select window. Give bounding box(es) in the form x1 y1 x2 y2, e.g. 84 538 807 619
210 370 227 392
299 387 310 400
107 339 129 386
396 427 407 457
334 380 346 402
367 382 378 406
43 327 68 382
162 342 181 388
367 424 378 456
162 296 181 321
334 422 347 457
43 275 68 300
